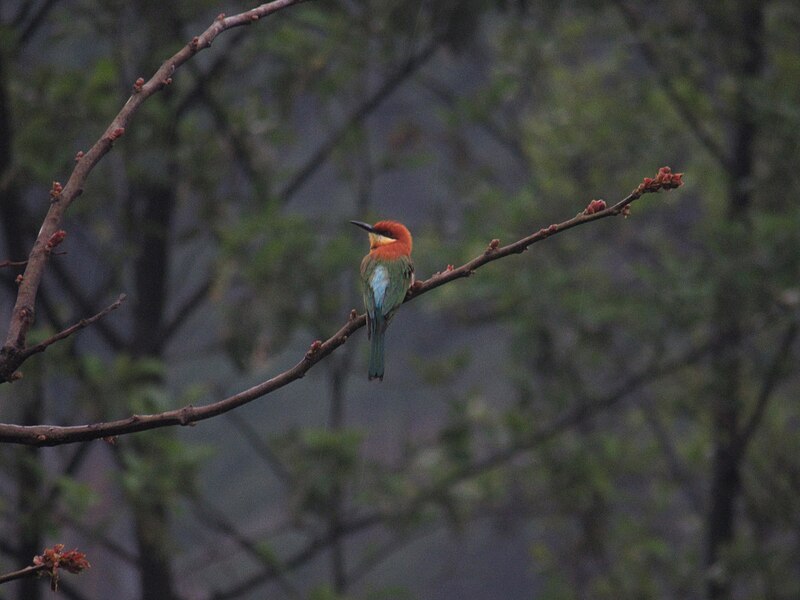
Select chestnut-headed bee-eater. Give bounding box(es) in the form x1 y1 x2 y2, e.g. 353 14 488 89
351 220 414 381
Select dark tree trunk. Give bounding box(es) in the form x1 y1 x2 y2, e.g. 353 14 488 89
1 38 44 600
129 182 178 600
705 3 764 599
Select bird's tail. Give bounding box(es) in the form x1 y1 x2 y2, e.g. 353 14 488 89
368 318 386 381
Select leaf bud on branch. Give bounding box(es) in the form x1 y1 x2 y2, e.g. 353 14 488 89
583 199 607 215
45 230 67 252
32 544 90 591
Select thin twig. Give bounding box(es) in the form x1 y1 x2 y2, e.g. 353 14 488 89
0 252 65 270
0 563 46 585
612 1 730 170
278 34 443 202
737 319 799 451
18 294 127 362
160 281 212 345
226 410 292 484
0 170 682 446
190 496 302 599
0 258 28 269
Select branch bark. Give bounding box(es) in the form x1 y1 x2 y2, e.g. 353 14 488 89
0 169 683 446
0 563 46 586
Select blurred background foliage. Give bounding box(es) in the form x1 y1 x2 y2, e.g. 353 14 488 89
1 1 799 599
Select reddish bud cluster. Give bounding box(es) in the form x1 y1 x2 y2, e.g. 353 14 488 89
216 12 226 20
50 181 63 200
635 166 684 196
485 239 500 254
583 199 607 215
190 36 200 51
132 77 145 93
109 127 125 141
46 230 67 251
15 274 23 284
74 150 84 162
163 77 173 86
445 264 454 272
33 544 90 591
306 340 322 357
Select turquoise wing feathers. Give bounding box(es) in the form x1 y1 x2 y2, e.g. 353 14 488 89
360 254 413 330
359 254 413 379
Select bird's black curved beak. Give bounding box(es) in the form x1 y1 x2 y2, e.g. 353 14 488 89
350 220 375 233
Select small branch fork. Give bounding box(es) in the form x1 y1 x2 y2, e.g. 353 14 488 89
0 294 126 383
0 168 683 446
0 0 310 382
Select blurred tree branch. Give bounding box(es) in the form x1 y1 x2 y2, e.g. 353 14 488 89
278 34 443 203
612 1 731 170
210 328 709 598
737 319 799 453
11 0 60 48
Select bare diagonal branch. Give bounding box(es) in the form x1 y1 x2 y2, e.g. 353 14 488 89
278 35 443 203
0 0 310 382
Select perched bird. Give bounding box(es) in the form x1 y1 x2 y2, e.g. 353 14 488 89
351 220 415 380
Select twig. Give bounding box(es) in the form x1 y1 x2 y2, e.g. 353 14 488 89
0 544 89 590
47 259 126 351
0 0 310 380
278 34 443 202
0 168 683 446
0 252 65 270
0 258 28 269
612 1 730 170
16 0 61 47
160 280 213 345
226 410 292 484
17 294 127 364
737 319 799 452
190 496 302 599
0 563 47 585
